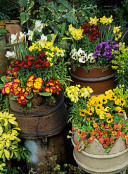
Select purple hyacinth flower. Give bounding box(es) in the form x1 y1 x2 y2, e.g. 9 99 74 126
105 45 112 52
95 43 102 50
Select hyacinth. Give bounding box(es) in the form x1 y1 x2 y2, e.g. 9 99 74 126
92 40 119 61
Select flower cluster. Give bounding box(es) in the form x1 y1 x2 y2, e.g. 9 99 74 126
1 20 69 107
68 24 84 40
82 20 100 41
65 85 93 103
66 86 128 152
112 42 128 88
68 15 122 70
92 40 119 61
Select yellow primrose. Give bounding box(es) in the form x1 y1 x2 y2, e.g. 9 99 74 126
89 16 99 25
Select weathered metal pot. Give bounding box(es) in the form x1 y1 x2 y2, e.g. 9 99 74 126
70 65 116 95
72 130 128 174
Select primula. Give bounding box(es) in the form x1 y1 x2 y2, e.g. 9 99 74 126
66 86 128 152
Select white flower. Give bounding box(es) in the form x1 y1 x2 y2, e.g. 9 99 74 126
10 34 18 44
77 48 87 58
71 52 79 60
38 34 47 45
19 32 26 42
88 53 95 63
34 20 44 32
70 48 77 55
27 30 34 41
5 51 16 59
77 48 88 63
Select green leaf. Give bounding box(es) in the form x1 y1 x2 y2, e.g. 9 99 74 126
1 76 7 83
61 22 66 36
38 92 52 96
26 93 33 100
26 1 34 12
4 149 10 159
10 96 18 101
105 146 111 153
20 12 29 25
105 129 111 134
27 102 32 108
57 0 72 10
19 0 27 8
37 0 45 5
0 83 4 90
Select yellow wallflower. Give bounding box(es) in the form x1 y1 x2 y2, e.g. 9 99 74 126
89 16 99 25
69 24 84 40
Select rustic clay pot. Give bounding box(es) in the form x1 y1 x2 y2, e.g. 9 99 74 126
70 65 116 95
0 34 7 77
9 92 67 139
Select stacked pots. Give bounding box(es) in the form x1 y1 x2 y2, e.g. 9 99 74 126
9 92 67 173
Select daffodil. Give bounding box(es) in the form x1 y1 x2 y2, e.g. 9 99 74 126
89 16 99 25
5 51 16 59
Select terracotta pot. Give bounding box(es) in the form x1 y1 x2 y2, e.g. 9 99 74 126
5 20 22 42
70 65 116 95
9 92 67 139
0 34 7 77
0 21 6 29
72 131 128 174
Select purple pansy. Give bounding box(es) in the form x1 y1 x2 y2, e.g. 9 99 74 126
95 43 102 51
105 45 112 52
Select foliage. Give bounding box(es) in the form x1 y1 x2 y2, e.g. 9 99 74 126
0 20 70 108
0 111 29 173
0 28 7 35
65 85 128 152
112 42 128 89
0 0 20 20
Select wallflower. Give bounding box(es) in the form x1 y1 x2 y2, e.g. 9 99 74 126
69 24 84 40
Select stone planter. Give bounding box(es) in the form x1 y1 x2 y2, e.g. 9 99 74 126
71 114 128 174
70 65 116 95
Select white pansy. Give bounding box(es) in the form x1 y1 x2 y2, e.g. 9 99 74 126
10 34 18 44
19 32 26 42
34 20 44 32
78 48 88 63
70 48 77 55
71 52 79 60
27 30 34 41
88 53 95 63
5 51 16 59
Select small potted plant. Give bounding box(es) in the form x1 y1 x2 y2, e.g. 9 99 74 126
67 15 122 94
65 84 128 173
